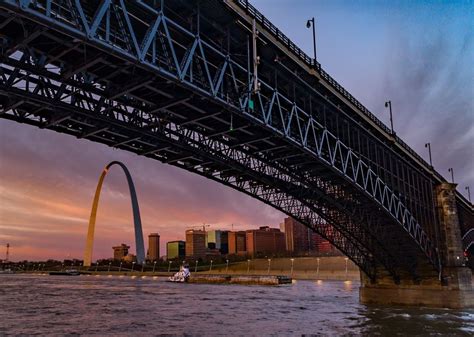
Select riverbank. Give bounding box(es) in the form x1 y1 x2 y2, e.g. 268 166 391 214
210 256 360 281
16 257 360 281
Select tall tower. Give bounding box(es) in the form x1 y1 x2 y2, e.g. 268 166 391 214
148 233 160 261
185 229 206 258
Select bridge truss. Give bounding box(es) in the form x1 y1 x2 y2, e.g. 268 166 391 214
1 0 470 280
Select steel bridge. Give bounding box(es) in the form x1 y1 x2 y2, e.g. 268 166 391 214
0 0 472 283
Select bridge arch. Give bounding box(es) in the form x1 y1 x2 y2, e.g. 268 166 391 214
463 228 474 252
83 161 145 267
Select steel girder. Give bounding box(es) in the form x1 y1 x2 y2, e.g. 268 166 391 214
0 0 441 278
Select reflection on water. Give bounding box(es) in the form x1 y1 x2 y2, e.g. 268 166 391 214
0 274 472 336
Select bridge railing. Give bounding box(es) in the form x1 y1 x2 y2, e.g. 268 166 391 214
234 0 445 182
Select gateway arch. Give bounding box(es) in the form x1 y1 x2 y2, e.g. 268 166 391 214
83 161 145 267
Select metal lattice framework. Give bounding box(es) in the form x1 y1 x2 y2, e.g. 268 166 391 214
1 0 460 280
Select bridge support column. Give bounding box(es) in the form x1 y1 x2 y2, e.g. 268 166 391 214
360 183 473 308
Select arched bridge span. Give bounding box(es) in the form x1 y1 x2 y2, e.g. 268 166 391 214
463 229 474 252
83 161 145 267
0 0 472 283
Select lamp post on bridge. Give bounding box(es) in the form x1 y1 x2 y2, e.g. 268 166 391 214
306 17 317 64
384 100 395 135
425 143 433 167
466 186 471 202
448 168 455 183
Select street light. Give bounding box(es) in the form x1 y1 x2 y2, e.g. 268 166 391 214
119 261 123 272
108 262 112 272
95 262 98 272
247 259 251 274
131 261 136 273
267 258 272 275
290 258 294 276
448 168 455 183
384 100 395 135
425 143 433 167
166 261 170 273
225 259 229 273
466 186 471 202
209 260 213 272
306 17 317 64
195 260 199 273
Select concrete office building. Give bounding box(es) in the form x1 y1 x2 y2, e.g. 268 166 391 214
167 240 186 260
246 226 285 257
207 230 229 254
185 229 206 258
147 233 160 261
112 243 130 260
228 231 247 255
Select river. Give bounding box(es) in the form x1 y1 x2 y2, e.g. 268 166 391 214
0 274 472 336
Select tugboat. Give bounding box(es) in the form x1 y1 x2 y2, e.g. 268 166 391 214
49 269 80 276
168 264 190 282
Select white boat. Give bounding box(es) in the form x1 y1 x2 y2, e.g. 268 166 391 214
168 266 190 283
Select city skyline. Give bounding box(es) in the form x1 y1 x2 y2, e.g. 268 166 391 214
1 0 472 261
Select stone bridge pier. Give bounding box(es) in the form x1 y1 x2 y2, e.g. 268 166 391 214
360 183 473 308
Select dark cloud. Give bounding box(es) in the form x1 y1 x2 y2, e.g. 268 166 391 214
375 22 473 188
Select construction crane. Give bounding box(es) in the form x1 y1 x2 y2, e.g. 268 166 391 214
186 224 210 232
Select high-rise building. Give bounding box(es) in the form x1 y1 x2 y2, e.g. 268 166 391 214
284 217 338 255
148 233 160 261
314 233 338 254
207 230 229 254
185 229 206 258
284 217 315 254
167 240 186 260
228 231 247 255
246 226 285 257
112 243 130 261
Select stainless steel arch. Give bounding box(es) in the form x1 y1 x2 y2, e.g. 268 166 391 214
83 161 145 267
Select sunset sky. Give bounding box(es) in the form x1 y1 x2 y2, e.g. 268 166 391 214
0 0 472 262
